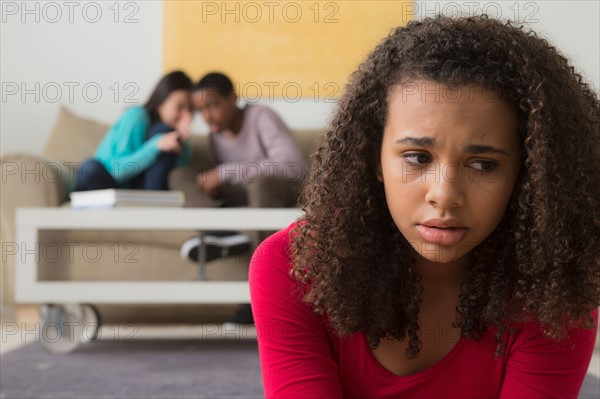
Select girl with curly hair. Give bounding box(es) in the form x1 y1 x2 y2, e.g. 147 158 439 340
250 15 599 398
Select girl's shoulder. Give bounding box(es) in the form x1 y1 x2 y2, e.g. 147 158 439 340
499 307 599 357
102 106 150 140
250 221 299 274
119 106 148 121
110 106 149 129
249 219 317 303
249 220 336 335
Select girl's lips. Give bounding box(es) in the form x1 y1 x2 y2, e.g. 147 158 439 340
416 225 467 246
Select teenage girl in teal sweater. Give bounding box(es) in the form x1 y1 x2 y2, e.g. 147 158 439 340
75 71 193 191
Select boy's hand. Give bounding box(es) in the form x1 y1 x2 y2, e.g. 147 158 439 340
175 110 193 141
196 168 220 198
157 132 182 154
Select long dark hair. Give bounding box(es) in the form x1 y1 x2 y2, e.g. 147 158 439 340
144 70 192 125
291 15 600 359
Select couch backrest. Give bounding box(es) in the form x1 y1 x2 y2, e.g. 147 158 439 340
43 107 112 163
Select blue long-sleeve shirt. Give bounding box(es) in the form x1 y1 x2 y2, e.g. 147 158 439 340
94 106 191 187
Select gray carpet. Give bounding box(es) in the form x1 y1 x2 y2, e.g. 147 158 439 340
1 340 599 398
580 373 600 399
0 339 263 399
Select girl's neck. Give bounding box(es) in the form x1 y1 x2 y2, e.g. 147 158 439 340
413 253 470 294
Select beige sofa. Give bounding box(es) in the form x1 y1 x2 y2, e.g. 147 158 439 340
0 107 320 322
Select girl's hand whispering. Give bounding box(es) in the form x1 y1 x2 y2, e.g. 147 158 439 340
175 109 193 141
157 131 182 154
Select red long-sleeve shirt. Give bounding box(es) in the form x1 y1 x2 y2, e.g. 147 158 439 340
249 221 598 399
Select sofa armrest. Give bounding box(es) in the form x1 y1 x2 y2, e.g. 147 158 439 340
1 153 71 306
1 153 69 239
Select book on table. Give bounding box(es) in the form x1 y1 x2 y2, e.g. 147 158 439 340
69 189 185 209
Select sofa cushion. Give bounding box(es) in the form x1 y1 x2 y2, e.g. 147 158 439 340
188 135 217 172
43 106 110 163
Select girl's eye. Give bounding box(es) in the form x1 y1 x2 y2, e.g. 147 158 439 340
403 153 431 165
471 160 498 171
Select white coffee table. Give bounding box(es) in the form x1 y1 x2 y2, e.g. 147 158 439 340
16 207 302 305
16 207 303 353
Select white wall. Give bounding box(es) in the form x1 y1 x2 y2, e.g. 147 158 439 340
414 1 599 90
1 1 163 155
0 0 336 156
1 1 598 156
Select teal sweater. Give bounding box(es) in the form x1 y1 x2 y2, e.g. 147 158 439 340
95 106 191 187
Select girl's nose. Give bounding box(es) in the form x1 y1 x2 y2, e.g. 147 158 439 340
424 165 466 210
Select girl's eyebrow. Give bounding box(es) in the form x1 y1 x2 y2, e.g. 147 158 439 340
465 144 510 156
394 137 509 156
395 137 435 147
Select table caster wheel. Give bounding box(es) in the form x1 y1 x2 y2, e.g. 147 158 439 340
80 304 101 342
39 303 83 354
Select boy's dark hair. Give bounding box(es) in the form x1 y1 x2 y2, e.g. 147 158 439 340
291 15 600 359
194 72 235 97
144 70 192 125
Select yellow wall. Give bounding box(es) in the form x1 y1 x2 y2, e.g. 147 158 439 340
163 1 412 99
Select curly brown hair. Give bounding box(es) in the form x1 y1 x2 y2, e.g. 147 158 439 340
290 15 600 359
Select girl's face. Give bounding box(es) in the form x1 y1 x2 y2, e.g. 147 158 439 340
379 80 521 264
157 89 191 127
